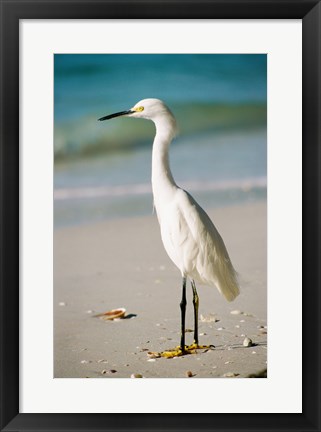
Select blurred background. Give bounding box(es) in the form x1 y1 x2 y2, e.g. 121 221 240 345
54 54 267 228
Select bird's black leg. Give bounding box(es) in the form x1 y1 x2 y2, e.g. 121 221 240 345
157 276 208 358
191 279 199 345
180 277 187 352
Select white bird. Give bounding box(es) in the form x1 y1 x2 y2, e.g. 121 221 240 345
99 98 239 357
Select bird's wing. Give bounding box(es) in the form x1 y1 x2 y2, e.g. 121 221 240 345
158 199 197 274
174 189 239 301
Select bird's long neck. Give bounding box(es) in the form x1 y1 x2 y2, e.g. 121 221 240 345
151 115 177 207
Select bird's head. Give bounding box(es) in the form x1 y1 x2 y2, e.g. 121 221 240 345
99 98 178 139
99 98 175 123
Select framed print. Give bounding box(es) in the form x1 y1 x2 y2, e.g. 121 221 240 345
0 1 320 431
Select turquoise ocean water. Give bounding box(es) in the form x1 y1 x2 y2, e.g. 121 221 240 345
54 54 267 228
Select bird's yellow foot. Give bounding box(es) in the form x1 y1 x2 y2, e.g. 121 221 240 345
147 346 185 359
187 342 215 351
148 343 214 359
160 347 186 358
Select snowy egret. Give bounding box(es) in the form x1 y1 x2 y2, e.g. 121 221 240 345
99 98 239 357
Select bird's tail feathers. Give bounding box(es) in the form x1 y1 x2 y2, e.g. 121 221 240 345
215 259 240 302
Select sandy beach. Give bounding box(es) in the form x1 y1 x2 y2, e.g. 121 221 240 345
54 200 267 378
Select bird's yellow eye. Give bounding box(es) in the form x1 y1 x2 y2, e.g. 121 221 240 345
135 106 144 112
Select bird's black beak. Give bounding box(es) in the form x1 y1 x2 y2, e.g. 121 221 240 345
98 110 134 121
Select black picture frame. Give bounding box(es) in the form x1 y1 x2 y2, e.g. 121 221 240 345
0 1 320 431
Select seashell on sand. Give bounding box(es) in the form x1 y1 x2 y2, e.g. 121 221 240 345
200 314 219 323
223 372 239 378
243 337 253 347
230 310 242 315
94 308 126 321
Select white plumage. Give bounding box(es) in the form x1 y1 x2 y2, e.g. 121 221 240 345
99 98 239 356
157 188 239 302
144 98 239 302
